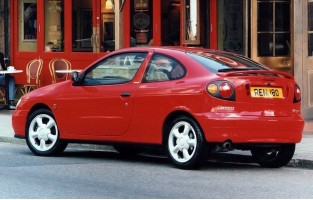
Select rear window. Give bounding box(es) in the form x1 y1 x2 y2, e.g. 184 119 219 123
187 52 267 73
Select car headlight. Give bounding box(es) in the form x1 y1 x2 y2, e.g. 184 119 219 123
16 98 22 108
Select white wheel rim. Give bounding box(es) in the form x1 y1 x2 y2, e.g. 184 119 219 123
168 121 197 163
28 114 58 152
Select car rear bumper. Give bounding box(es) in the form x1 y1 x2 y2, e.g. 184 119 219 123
195 112 304 144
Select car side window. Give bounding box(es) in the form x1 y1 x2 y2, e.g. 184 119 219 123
83 52 147 85
144 54 186 82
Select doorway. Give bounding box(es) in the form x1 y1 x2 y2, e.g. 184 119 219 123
251 0 293 74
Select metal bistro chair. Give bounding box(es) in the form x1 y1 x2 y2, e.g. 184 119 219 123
18 58 43 94
0 86 5 104
49 58 71 84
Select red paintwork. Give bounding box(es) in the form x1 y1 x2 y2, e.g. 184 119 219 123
12 47 304 145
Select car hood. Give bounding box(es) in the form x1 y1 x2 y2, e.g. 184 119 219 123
23 81 69 100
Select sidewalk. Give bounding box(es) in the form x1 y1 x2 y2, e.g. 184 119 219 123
1 109 312 169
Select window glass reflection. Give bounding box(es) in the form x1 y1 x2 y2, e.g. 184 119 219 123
18 0 37 51
44 0 64 52
184 0 199 43
257 2 273 32
275 33 290 56
257 0 290 57
275 3 290 32
72 0 93 52
101 0 115 52
258 33 273 57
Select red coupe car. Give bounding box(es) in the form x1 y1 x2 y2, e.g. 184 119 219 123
12 47 304 169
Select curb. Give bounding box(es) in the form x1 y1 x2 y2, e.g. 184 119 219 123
0 136 25 144
287 159 313 169
1 136 313 170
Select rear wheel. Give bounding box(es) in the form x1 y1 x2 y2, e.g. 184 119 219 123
26 109 68 156
251 144 295 168
166 116 209 169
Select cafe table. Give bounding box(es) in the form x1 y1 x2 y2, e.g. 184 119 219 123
0 69 23 110
55 69 82 73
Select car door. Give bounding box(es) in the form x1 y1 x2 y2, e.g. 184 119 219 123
57 52 148 137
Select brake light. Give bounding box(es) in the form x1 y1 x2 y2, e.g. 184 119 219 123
207 81 235 101
220 82 233 98
294 84 301 103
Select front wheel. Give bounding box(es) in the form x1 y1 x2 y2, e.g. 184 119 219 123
166 116 209 169
251 144 295 168
26 109 68 156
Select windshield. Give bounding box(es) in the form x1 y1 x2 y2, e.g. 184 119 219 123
187 52 268 73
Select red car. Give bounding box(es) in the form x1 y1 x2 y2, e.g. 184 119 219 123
12 47 304 169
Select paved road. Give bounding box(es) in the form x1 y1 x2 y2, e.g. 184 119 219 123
0 142 312 199
1 109 313 170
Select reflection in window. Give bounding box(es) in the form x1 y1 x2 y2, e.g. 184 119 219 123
308 1 313 56
101 0 115 52
257 0 290 57
218 0 244 54
18 0 37 51
44 0 64 52
84 53 147 85
144 54 185 82
130 0 153 47
24 3 37 40
72 0 93 52
183 0 200 44
161 1 180 46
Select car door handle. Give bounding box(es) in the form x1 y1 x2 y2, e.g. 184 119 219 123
121 92 131 97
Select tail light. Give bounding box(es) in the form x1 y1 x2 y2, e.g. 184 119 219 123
294 84 301 103
207 81 235 101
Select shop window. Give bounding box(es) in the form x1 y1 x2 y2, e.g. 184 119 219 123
44 0 64 52
161 0 180 46
101 0 115 52
217 0 244 54
182 0 200 45
72 0 93 52
18 0 37 52
308 0 313 56
257 0 291 57
130 0 153 47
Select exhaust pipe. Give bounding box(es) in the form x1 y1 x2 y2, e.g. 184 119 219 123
221 141 232 151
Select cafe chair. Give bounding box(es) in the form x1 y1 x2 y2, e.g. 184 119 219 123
49 58 71 84
0 87 5 104
18 58 43 94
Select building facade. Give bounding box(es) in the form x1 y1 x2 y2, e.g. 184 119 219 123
0 0 312 120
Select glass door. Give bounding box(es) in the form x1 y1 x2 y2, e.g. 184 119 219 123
251 0 293 74
71 0 115 53
72 0 94 52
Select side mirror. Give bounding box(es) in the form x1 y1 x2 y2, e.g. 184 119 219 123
72 71 79 85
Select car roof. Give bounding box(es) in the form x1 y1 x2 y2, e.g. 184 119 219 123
114 46 237 56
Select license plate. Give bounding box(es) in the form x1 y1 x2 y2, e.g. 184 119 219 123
250 87 283 98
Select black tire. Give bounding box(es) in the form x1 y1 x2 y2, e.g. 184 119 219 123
26 109 68 156
251 144 295 168
113 145 142 156
166 116 209 169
